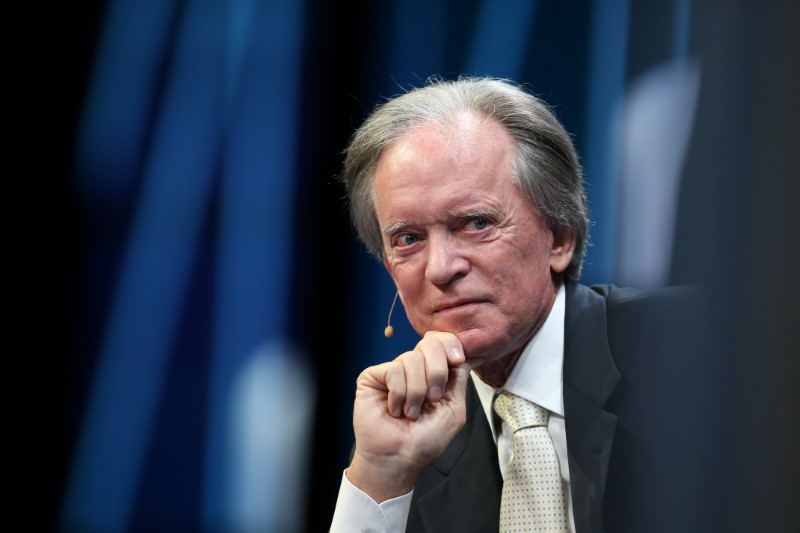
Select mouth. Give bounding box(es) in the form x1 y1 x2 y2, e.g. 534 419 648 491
433 298 487 314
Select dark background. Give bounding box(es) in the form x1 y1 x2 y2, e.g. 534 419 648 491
44 0 799 531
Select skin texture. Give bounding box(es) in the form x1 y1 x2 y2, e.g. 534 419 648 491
347 111 575 502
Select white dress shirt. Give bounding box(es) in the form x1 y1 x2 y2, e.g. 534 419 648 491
330 285 573 532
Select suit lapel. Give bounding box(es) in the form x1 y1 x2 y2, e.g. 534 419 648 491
411 379 503 532
563 282 621 533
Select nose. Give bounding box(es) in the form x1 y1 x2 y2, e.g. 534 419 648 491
424 233 470 286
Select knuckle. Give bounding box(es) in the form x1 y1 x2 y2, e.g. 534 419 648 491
357 363 380 383
418 336 447 354
406 384 429 398
386 360 405 377
416 338 438 354
397 350 423 364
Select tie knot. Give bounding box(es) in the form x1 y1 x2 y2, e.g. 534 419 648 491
493 391 548 431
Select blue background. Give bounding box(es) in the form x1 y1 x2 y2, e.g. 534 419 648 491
48 0 799 531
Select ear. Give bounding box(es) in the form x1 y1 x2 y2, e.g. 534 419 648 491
549 228 576 274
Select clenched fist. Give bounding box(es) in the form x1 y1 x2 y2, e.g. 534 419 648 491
346 331 472 502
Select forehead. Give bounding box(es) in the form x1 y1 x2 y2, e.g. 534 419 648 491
373 114 517 217
384 113 513 170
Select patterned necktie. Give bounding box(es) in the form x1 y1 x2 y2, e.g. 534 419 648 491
493 391 568 532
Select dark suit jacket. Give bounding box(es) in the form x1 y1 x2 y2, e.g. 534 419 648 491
406 282 706 532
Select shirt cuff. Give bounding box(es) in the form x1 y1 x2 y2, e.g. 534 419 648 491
329 469 413 533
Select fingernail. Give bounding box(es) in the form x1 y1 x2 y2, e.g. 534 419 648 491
407 404 420 419
429 386 442 400
392 404 402 417
450 346 464 363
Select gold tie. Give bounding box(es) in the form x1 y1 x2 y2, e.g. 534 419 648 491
493 391 568 532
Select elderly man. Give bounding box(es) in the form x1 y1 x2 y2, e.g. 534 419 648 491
330 77 699 532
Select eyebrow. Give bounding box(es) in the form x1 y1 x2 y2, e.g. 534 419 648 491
381 207 501 238
382 221 412 238
452 207 500 220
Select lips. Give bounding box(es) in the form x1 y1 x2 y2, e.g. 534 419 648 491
433 298 486 313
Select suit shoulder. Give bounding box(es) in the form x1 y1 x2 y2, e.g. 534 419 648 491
589 283 704 317
583 283 708 372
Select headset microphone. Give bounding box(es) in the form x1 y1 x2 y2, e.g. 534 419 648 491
384 290 400 338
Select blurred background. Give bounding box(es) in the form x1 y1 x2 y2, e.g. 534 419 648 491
49 0 798 531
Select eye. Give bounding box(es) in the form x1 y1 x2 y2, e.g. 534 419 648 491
469 217 490 230
395 233 420 247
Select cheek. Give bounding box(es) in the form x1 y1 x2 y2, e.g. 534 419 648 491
403 296 438 339
391 267 427 316
492 251 551 310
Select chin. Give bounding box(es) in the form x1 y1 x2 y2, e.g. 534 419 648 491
455 328 506 361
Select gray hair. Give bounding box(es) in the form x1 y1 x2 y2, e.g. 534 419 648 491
339 76 589 281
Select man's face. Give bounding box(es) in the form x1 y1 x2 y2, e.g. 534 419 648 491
373 112 575 369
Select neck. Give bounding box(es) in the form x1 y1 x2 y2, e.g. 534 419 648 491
473 349 523 388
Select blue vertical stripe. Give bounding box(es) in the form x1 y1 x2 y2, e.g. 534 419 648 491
61 0 226 530
202 0 305 529
388 0 446 82
673 0 692 63
74 0 179 205
466 0 538 78
581 0 629 284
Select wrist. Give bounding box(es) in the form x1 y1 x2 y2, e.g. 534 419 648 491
347 452 418 503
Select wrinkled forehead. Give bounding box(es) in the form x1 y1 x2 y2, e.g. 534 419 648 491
375 112 515 181
391 109 506 150
373 115 520 221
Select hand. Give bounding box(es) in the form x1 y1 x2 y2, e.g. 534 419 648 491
347 331 471 502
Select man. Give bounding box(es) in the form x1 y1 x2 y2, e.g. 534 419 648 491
330 77 702 532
